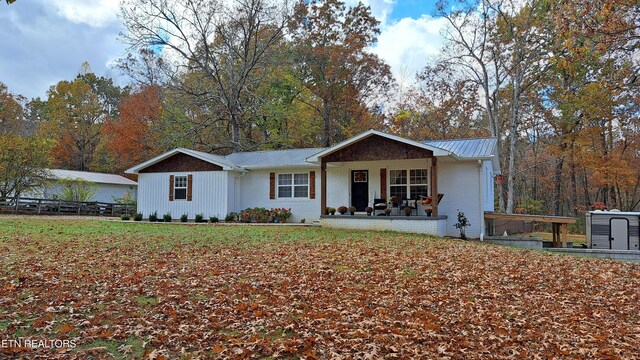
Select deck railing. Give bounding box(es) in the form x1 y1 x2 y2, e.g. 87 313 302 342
0 197 135 217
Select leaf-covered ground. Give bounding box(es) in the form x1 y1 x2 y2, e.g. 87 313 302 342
1 219 640 359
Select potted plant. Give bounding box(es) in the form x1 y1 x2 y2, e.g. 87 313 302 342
384 208 392 216
403 207 412 216
365 206 373 216
425 208 433 217
454 210 471 240
329 207 336 215
325 207 330 215
337 206 348 215
348 206 356 215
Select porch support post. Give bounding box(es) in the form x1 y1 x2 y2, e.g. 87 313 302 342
321 158 327 216
431 157 438 217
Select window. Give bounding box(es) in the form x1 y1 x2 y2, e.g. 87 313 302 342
389 169 428 199
278 173 309 198
174 175 187 200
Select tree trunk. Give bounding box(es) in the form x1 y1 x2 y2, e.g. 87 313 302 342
322 100 331 147
231 112 241 152
554 153 565 216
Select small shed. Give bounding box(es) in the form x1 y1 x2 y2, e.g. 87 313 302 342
586 211 640 250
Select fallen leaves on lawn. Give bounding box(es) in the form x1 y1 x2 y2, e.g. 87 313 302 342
0 222 639 359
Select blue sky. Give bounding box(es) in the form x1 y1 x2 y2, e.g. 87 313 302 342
0 0 445 100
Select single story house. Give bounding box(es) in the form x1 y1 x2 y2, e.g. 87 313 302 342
31 169 138 203
126 130 500 238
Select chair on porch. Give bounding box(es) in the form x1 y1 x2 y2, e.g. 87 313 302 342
372 198 387 216
400 198 419 216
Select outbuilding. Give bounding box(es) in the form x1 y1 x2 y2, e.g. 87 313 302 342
586 211 640 250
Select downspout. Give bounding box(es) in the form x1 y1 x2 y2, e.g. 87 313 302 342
479 160 485 241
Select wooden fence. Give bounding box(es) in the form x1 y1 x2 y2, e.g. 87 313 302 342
0 197 135 217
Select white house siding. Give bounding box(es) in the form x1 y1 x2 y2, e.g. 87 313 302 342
482 160 495 212
237 167 321 223
137 171 229 219
438 161 483 238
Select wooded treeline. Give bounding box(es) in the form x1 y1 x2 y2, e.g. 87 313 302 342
1 0 638 216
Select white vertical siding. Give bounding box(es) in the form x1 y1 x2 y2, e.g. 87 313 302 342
237 168 321 223
438 161 482 238
137 171 228 219
483 160 495 212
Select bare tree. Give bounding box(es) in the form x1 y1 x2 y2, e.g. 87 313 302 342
120 0 291 151
435 0 551 213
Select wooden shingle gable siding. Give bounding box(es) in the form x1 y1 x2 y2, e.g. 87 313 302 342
323 135 433 162
140 153 223 173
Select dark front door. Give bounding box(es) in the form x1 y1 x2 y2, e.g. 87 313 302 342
351 170 369 211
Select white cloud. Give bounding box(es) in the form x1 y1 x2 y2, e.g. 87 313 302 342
345 0 396 25
49 0 120 27
372 15 447 84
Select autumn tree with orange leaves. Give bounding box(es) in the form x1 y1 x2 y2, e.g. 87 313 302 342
101 85 162 172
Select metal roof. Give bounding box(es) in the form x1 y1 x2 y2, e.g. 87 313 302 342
424 138 497 158
226 148 326 169
47 169 137 186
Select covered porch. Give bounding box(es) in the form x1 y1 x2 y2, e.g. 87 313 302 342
307 130 449 236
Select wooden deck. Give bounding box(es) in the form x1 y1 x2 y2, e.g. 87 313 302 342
484 212 577 248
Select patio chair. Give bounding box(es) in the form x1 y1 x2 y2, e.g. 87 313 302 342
372 198 387 215
400 198 419 216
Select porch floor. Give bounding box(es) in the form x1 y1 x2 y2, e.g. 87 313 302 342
320 214 448 236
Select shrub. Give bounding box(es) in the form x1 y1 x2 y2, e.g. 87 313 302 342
120 213 131 221
454 210 471 240
180 213 188 222
209 216 219 223
195 213 205 223
329 207 336 215
337 206 348 215
348 206 356 214
270 208 292 223
163 213 172 222
239 207 270 223
148 211 158 222
225 212 238 222
134 213 143 221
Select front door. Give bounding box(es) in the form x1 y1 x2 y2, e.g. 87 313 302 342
351 170 369 211
610 218 629 250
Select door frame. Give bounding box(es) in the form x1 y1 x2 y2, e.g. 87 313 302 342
609 217 630 250
350 170 369 211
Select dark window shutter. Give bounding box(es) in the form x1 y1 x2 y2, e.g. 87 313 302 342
380 168 387 199
169 175 175 201
309 171 316 199
269 172 275 199
187 174 193 201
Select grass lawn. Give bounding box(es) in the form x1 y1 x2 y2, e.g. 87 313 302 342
1 219 640 358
